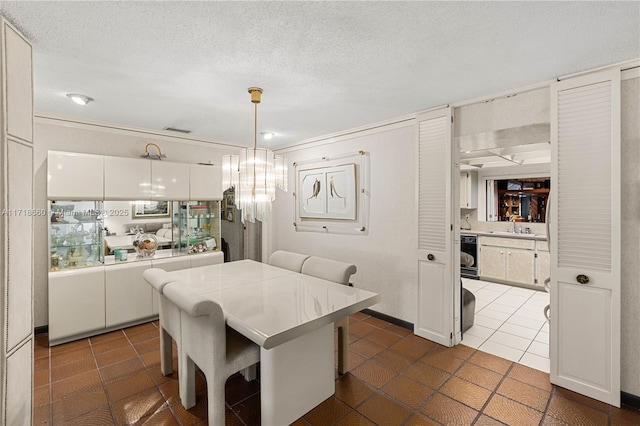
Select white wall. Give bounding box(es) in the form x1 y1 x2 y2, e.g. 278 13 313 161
33 118 239 327
272 122 417 323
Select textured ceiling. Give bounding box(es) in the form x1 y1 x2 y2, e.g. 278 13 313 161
1 1 638 149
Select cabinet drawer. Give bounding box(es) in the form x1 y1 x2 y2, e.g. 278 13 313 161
479 236 535 250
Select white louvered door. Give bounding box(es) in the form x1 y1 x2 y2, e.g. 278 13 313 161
550 69 621 406
415 107 458 346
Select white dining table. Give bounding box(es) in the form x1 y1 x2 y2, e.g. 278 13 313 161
165 259 380 426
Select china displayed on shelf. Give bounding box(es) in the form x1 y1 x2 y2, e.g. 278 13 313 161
49 200 104 271
174 200 220 255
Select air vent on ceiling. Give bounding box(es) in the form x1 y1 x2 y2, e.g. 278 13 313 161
163 127 191 134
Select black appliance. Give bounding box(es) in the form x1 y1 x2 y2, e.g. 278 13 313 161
461 233 479 279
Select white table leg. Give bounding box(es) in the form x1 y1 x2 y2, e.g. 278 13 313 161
260 323 334 426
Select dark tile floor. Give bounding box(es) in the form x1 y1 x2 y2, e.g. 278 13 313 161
34 312 640 425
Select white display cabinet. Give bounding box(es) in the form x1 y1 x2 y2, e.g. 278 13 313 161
47 151 104 200
104 155 152 200
151 161 190 200
190 163 223 200
175 200 221 255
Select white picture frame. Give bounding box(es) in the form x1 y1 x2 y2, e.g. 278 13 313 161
298 163 357 220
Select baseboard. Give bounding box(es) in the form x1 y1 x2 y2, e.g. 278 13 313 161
35 325 48 335
622 391 640 410
361 309 413 331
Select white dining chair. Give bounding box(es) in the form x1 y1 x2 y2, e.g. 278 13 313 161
268 250 311 273
142 268 181 376
162 282 260 425
301 256 357 374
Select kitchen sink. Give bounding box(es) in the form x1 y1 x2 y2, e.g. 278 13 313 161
490 231 536 237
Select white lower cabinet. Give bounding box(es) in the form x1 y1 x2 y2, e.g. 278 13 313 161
505 248 536 285
105 262 153 327
48 268 106 342
535 241 550 287
479 236 536 286
49 253 224 343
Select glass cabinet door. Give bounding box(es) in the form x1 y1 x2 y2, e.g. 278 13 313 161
175 201 221 254
49 200 104 271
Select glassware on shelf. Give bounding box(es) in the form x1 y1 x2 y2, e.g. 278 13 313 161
175 200 220 255
49 200 104 271
134 233 158 258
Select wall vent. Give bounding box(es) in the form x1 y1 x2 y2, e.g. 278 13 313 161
163 127 191 134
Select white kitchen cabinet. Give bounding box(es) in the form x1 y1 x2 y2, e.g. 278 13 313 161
104 156 151 200
48 268 106 343
151 256 192 314
460 171 478 209
151 161 190 200
47 151 104 200
536 241 550 288
105 262 153 327
479 245 507 281
479 236 536 286
506 248 536 285
190 164 223 200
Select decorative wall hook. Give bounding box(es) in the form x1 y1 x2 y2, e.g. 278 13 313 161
141 143 167 160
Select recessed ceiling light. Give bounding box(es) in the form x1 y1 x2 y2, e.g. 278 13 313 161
260 132 275 140
66 93 94 105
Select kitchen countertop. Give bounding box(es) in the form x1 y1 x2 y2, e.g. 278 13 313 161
460 230 547 241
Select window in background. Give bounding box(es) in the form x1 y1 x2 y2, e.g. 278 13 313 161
487 178 550 222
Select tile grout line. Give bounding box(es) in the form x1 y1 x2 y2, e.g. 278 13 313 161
47 341 53 425
87 334 119 426
467 283 550 371
124 323 184 425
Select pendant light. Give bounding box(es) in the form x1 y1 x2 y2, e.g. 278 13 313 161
227 87 286 223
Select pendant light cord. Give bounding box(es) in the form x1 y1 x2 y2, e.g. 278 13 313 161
254 102 258 150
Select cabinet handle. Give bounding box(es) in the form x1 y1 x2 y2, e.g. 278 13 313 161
508 251 512 255
576 274 590 285
500 251 504 254
427 254 435 261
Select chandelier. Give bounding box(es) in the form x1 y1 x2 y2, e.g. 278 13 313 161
222 87 287 223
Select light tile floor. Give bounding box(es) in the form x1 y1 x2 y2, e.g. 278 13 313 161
461 278 551 373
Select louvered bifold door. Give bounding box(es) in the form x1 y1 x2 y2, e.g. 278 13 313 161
415 107 456 346
550 69 621 406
